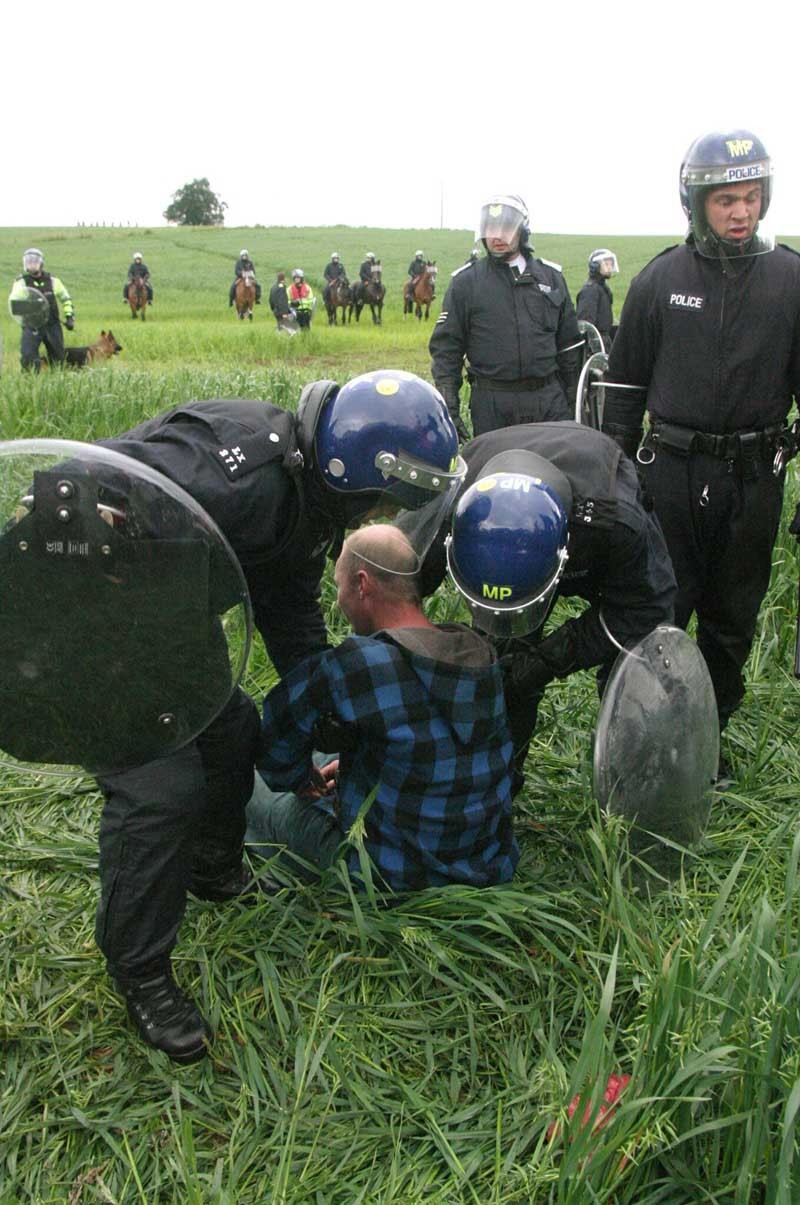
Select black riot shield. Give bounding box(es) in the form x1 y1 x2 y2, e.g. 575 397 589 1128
593 626 718 859
575 351 608 429
0 440 251 773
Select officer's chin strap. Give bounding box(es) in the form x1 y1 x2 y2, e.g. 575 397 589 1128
598 610 647 662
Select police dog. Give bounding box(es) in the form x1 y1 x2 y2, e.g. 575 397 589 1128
64 330 123 367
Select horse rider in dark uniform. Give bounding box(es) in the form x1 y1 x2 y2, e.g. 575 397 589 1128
429 194 584 442
85 372 465 1063
8 248 75 371
323 252 348 305
420 420 676 794
408 249 427 286
229 248 262 307
355 252 377 302
576 249 618 351
122 252 153 305
602 129 800 778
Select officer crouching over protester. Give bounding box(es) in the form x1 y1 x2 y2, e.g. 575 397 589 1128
246 524 517 891
19 371 464 1064
601 129 800 780
430 194 584 441
419 421 677 794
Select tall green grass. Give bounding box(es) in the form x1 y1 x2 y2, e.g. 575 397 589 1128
1 227 799 1202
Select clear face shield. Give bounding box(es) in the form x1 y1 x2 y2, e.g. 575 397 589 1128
478 203 525 255
22 253 43 273
685 160 775 257
594 253 618 277
376 449 467 565
445 538 567 638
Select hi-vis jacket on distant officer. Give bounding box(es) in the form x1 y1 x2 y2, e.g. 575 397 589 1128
429 195 583 440
8 248 74 371
420 420 676 792
86 373 465 1064
602 129 800 744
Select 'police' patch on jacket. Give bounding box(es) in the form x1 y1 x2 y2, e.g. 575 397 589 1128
538 283 552 294
216 430 286 479
668 292 705 311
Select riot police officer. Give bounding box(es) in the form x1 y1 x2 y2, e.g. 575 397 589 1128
88 372 464 1062
323 252 347 304
602 129 800 770
8 248 75 371
229 248 262 306
122 252 153 304
420 420 676 793
576 249 618 351
429 194 584 441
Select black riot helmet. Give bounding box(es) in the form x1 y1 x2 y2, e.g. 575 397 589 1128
679 129 774 258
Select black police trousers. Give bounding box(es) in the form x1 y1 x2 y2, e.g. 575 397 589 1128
641 445 785 727
469 380 571 437
94 687 260 978
20 322 64 371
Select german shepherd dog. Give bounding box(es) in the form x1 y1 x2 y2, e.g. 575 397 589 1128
64 330 123 367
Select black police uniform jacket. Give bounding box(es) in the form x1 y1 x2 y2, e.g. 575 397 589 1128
576 276 613 348
127 262 150 279
235 257 256 277
269 282 290 317
604 240 800 437
101 399 333 675
429 253 581 390
324 262 346 281
420 421 676 682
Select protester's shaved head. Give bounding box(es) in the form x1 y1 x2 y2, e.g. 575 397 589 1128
341 525 420 603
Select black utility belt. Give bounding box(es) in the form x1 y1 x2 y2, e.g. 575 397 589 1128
469 372 557 393
648 421 786 461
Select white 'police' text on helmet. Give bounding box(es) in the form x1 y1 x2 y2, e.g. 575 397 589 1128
22 248 44 272
478 194 530 255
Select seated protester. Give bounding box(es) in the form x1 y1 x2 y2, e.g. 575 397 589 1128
123 252 153 304
247 525 517 892
229 248 262 306
576 249 619 352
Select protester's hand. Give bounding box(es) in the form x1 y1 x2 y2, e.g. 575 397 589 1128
65 316 75 331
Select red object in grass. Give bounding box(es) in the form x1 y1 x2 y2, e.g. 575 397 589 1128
547 1073 631 1143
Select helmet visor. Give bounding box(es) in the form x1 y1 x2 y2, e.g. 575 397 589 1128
378 451 467 562
685 160 775 257
446 537 567 638
23 252 43 272
477 202 525 246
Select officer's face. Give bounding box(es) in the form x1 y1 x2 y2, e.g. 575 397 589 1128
599 258 614 277
704 181 762 243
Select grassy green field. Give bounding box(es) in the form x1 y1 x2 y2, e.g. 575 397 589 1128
1 226 800 1203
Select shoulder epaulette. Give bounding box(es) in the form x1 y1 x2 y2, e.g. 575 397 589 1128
777 242 800 259
451 262 474 278
539 257 563 273
651 244 681 263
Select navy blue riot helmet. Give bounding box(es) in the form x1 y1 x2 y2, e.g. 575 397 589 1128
446 451 571 637
679 129 774 257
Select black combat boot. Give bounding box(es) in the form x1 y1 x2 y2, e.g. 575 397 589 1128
116 967 211 1063
188 861 282 902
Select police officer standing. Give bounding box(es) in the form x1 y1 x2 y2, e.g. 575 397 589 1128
421 420 676 793
602 129 800 773
430 194 584 441
8 248 75 371
576 249 618 351
86 373 463 1063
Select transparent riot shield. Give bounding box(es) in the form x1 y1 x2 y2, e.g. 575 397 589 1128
9 286 50 330
593 625 718 864
575 351 608 428
578 319 604 359
0 440 251 774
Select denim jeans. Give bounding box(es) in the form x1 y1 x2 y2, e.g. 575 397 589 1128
245 765 344 884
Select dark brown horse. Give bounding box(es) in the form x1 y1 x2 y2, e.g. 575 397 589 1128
126 276 148 321
403 261 437 320
354 262 385 325
326 277 353 325
234 270 257 320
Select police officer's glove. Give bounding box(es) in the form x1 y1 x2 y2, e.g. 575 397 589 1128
65 316 75 331
312 713 358 755
437 383 470 444
500 650 554 707
789 502 800 543
602 422 641 460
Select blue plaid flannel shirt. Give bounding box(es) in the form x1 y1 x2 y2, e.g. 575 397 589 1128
259 626 518 892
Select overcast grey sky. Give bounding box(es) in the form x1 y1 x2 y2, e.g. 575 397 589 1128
6 0 797 236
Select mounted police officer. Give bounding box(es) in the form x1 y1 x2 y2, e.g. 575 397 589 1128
577 249 618 351
430 194 584 442
420 420 676 795
602 129 800 778
229 248 262 307
323 252 347 305
8 248 75 371
408 249 426 285
122 252 153 305
85 372 464 1063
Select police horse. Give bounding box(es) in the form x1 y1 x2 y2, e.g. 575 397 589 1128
126 275 148 321
326 277 353 326
354 262 385 325
404 262 437 320
234 270 257 321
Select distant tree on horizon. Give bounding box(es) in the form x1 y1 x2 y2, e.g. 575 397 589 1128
163 178 227 227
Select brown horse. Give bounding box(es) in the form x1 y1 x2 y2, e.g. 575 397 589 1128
235 270 257 320
126 276 148 321
326 277 353 325
354 262 385 325
404 261 437 320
